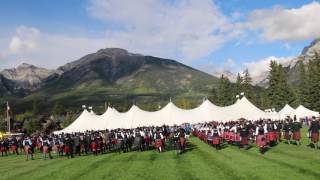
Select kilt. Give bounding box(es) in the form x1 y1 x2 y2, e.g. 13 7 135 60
256 135 266 147
0 147 6 152
80 144 85 152
229 133 235 142
203 134 208 143
234 134 241 142
91 142 97 152
192 130 198 136
222 132 227 140
11 145 17 152
293 131 301 141
284 132 291 140
111 138 117 145
24 146 32 154
43 146 49 153
155 139 162 148
241 137 249 145
180 137 186 147
311 132 319 143
64 146 71 153
212 136 220 145
144 136 150 144
267 132 277 142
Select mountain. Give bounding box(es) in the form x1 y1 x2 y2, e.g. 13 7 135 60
213 70 237 82
0 63 54 92
7 48 219 112
246 39 320 87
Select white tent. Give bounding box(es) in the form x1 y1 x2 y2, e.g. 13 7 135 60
289 105 319 119
278 104 295 119
54 109 98 134
55 96 281 133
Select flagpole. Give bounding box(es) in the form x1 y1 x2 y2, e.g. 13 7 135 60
6 101 10 133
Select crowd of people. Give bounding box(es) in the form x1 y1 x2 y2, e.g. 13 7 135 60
1 116 319 160
193 116 320 154
0 126 189 160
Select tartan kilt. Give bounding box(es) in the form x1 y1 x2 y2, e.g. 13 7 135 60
80 144 85 152
43 146 49 153
267 132 277 142
64 145 71 153
11 145 17 152
256 135 266 147
284 132 291 140
229 133 235 142
91 142 97 152
192 130 198 136
293 131 301 141
311 132 319 143
212 136 220 145
180 137 186 147
24 146 32 154
155 139 162 148
0 147 6 152
111 138 117 145
234 134 241 142
144 136 150 144
241 136 249 145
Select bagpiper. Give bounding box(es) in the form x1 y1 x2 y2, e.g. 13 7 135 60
291 116 302 145
308 116 320 149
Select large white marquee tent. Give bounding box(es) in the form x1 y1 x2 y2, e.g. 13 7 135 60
55 97 319 134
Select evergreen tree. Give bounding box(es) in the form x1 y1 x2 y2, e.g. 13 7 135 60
298 62 309 106
267 61 280 109
306 52 320 111
266 61 296 110
235 73 243 95
217 75 233 106
52 101 65 115
242 69 256 102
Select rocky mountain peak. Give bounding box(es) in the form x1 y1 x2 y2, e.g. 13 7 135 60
96 48 129 56
301 38 320 56
0 63 54 90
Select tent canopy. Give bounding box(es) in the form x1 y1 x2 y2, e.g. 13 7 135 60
55 97 319 133
290 105 319 119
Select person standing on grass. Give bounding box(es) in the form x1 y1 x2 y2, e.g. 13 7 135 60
239 124 250 150
283 119 292 144
291 116 302 145
255 122 267 154
308 116 320 149
23 136 34 160
42 136 52 160
64 134 74 158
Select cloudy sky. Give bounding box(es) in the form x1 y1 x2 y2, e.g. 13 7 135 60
0 0 319 77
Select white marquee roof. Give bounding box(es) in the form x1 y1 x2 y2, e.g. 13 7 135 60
55 97 319 133
289 105 319 119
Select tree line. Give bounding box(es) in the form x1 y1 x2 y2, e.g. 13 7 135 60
212 52 320 112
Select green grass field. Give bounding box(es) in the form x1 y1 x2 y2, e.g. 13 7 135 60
1 128 319 180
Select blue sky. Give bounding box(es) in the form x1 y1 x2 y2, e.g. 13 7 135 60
0 0 319 77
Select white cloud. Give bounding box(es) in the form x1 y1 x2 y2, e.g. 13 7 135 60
9 26 40 53
87 0 239 60
247 2 320 41
1 26 107 69
244 56 293 77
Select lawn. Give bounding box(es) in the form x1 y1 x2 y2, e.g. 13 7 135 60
0 128 319 180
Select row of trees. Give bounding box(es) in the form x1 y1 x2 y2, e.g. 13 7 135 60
213 52 320 112
211 69 256 107
298 53 320 112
